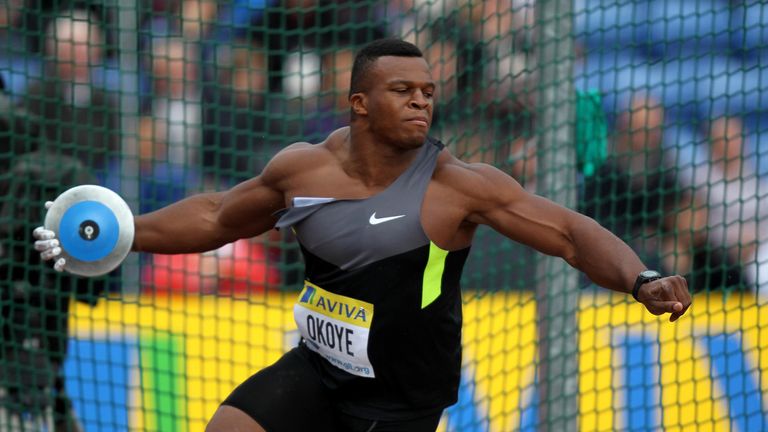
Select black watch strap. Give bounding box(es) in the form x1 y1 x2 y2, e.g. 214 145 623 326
632 270 662 301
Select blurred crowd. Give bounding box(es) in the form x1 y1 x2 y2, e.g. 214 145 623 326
0 0 765 300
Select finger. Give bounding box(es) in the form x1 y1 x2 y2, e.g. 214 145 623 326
673 294 690 320
33 227 55 240
673 277 692 306
40 246 62 261
54 258 66 272
34 239 59 251
669 277 691 319
45 201 54 210
649 300 683 315
660 280 677 301
670 305 687 322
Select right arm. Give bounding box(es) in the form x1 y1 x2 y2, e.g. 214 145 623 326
132 175 284 254
132 144 308 254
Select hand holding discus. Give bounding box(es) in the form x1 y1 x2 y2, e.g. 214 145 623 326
33 185 134 276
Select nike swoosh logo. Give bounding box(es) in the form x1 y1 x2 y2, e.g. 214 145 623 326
369 212 406 225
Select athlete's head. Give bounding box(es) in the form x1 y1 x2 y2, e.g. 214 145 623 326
349 38 424 96
349 38 434 149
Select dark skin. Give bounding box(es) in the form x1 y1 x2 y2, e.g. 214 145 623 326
130 56 691 431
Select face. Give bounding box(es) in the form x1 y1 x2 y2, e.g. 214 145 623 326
321 49 354 110
711 117 743 164
628 104 663 152
152 40 197 96
615 98 663 155
181 0 216 38
49 20 102 83
352 56 435 149
230 48 268 106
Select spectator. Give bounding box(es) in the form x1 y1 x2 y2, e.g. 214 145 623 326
582 95 677 240
180 0 218 40
686 116 765 296
142 236 281 296
417 17 492 166
137 36 203 213
6 12 118 429
142 36 202 167
202 38 280 186
1 77 109 430
299 46 355 141
375 0 462 43
418 17 481 126
502 101 538 192
583 96 743 292
213 0 275 42
580 95 680 282
0 1 23 49
0 80 38 173
143 37 283 296
20 8 119 180
0 0 39 98
254 0 384 92
468 0 536 114
143 0 218 41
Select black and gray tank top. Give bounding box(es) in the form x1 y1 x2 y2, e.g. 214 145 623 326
275 137 471 419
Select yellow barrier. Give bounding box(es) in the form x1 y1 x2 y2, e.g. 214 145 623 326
69 292 767 432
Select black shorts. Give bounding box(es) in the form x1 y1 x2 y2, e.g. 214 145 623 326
221 347 442 432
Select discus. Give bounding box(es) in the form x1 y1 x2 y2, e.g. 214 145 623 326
44 184 134 276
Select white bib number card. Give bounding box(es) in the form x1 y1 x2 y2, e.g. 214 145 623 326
294 281 376 378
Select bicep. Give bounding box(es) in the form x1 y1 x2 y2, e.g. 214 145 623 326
216 142 318 238
465 165 583 258
216 175 285 240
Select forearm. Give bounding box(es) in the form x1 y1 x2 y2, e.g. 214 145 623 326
565 215 647 294
132 192 239 254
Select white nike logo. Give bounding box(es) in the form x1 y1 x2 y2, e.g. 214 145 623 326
369 212 406 225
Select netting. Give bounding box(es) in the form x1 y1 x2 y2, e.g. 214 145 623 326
0 1 766 431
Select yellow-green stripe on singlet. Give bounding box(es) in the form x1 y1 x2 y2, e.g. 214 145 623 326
422 242 449 308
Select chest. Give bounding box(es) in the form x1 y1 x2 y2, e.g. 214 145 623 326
291 189 429 270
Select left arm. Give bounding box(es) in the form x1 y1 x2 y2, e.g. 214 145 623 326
460 163 691 321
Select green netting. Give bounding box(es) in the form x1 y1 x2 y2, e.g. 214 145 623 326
0 1 767 431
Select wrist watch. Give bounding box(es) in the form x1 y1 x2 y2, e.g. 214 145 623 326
632 270 662 301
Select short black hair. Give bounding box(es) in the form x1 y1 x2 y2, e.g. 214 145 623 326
349 38 423 96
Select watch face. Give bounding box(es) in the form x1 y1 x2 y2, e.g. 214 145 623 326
641 270 661 279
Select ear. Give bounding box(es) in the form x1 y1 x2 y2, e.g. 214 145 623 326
350 92 368 116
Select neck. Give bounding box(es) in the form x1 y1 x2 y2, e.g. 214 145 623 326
338 126 421 188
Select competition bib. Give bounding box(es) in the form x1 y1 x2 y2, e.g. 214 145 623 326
294 281 375 378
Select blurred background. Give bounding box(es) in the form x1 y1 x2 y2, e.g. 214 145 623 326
0 0 767 431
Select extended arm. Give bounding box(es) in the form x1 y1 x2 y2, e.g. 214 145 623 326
463 163 691 321
33 142 315 271
131 143 317 254
132 175 284 254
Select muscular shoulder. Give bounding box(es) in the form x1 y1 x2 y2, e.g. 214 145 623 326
432 150 523 209
260 129 345 190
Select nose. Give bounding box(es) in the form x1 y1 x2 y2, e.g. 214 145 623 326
409 89 430 110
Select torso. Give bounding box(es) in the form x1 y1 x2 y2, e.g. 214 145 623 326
270 130 475 416
270 127 478 251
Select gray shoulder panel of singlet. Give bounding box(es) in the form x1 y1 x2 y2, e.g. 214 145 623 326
274 137 444 270
275 198 338 229
274 137 442 231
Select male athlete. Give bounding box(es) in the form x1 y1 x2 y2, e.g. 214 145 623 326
34 38 691 431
